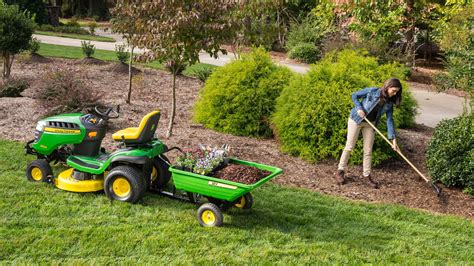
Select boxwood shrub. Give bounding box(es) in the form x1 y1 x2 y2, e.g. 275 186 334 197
288 42 321 64
193 48 293 138
272 49 417 165
427 113 473 195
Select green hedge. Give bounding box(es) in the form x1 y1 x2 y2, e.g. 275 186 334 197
193 48 293 138
427 113 473 195
288 42 321 64
272 50 417 165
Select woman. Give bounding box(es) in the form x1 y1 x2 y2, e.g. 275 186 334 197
336 78 403 188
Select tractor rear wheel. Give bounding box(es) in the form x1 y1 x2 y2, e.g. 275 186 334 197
104 165 146 203
150 155 171 189
26 159 52 183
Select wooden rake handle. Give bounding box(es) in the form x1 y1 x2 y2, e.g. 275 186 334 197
362 117 430 183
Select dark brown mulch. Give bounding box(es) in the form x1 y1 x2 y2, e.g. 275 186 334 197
76 57 107 65
214 163 271 185
2 57 473 220
29 54 53 63
105 63 142 75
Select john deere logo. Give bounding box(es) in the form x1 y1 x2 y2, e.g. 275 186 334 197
151 124 156 131
44 127 81 134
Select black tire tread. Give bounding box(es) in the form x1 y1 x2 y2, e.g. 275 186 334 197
197 203 223 227
26 159 52 182
104 165 146 203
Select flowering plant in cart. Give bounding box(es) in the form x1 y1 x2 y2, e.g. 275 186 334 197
174 145 230 175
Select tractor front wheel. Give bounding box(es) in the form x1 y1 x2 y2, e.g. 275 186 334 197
104 165 146 203
197 203 223 227
26 159 52 182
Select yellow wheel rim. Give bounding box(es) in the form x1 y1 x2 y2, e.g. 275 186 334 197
235 196 246 208
31 167 43 181
112 177 131 198
201 210 216 225
151 167 158 181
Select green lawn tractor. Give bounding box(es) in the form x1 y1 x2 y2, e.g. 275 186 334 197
25 106 171 203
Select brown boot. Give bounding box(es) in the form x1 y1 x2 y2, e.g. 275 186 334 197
335 170 346 185
365 175 379 189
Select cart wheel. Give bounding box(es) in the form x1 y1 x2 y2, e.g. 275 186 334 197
234 193 253 209
197 203 223 227
26 159 52 182
104 165 146 203
150 155 171 189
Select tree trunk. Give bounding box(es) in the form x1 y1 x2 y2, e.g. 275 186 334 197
126 46 134 104
166 70 177 138
2 54 14 80
405 0 415 67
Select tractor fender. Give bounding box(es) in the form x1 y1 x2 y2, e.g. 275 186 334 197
110 156 150 166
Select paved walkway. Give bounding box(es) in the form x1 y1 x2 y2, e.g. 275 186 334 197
33 34 469 128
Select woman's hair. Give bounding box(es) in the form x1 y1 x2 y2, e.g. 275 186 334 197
381 78 402 106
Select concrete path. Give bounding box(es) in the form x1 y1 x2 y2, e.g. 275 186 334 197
33 34 469 128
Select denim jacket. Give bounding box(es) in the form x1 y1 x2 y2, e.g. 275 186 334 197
349 87 396 140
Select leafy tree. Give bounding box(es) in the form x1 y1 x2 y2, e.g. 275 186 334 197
114 0 240 138
343 0 463 66
60 0 109 20
5 0 48 24
0 1 35 79
433 2 473 99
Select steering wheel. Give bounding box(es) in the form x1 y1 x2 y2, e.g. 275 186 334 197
94 105 120 119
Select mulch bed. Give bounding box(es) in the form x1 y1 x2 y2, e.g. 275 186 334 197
1 56 473 219
214 163 271 185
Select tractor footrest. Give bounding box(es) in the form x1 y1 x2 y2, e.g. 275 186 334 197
68 156 101 170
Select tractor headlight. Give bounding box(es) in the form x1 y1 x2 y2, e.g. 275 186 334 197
35 121 47 132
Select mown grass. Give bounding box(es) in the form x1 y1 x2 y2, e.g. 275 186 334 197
59 18 111 28
0 139 473 264
35 31 116 43
37 43 216 80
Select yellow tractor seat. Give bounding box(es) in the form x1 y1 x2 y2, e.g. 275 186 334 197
112 110 160 145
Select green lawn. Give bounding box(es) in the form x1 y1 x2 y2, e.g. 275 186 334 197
38 43 216 79
38 43 118 61
59 18 112 28
0 139 473 263
35 31 116 43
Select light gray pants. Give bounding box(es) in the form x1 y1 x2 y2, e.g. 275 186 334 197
338 118 375 177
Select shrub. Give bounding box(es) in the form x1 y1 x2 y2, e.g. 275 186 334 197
286 3 335 52
115 44 129 64
0 78 28 97
28 37 40 54
35 69 102 114
88 21 98 35
184 64 217 82
288 42 321 64
67 17 80 27
37 24 89 35
272 49 417 165
81 40 95 58
194 48 293 138
427 113 473 195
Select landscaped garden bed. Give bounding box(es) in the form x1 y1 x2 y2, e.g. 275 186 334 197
0 55 472 219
